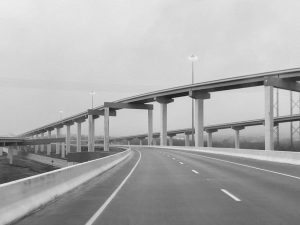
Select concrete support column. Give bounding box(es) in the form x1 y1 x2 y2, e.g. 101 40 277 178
7 148 13 164
189 91 210 147
153 138 157 146
127 140 130 145
139 138 143 146
234 130 240 149
66 124 71 155
160 103 167 146
35 135 39 153
185 133 190 146
76 122 82 152
148 109 153 145
56 128 61 155
168 136 174 146
265 85 274 150
195 99 204 147
156 97 174 146
207 132 213 147
47 130 52 155
40 133 45 153
206 129 217 147
232 126 245 149
61 142 65 158
88 114 95 152
0 147 3 156
104 107 110 152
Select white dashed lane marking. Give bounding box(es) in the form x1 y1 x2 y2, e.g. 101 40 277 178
221 189 241 202
192 170 199 174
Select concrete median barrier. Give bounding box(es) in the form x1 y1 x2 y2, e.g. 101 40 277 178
24 153 69 168
0 148 131 225
141 146 300 165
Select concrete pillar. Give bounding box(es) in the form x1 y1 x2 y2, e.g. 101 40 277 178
207 132 213 147
206 129 217 147
189 91 210 147
148 109 153 145
35 134 39 153
232 126 245 149
185 133 190 146
104 107 110 151
66 124 71 155
0 147 3 156
56 127 61 154
265 85 274 150
153 138 157 146
76 122 82 152
47 130 52 155
195 99 204 147
160 103 167 146
61 142 65 158
139 138 143 146
234 130 240 149
40 133 45 153
127 140 130 145
156 97 173 146
169 136 174 146
7 147 13 164
88 115 95 152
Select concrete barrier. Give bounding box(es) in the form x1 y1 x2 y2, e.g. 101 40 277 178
143 146 300 165
24 153 69 168
0 148 131 225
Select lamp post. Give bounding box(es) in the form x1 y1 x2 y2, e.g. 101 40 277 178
89 91 96 109
188 54 198 145
59 110 64 120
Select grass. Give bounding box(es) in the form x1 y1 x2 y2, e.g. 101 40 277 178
0 154 57 184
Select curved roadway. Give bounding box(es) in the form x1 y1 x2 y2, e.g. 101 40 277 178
16 147 300 225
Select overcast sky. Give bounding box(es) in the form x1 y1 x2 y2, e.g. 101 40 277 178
0 0 299 137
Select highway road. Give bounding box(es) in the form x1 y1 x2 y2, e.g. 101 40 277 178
16 147 300 225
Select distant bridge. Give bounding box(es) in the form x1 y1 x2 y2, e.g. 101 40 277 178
113 114 300 148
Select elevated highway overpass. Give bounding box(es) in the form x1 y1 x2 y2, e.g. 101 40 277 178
113 114 300 148
1 68 300 224
19 68 300 155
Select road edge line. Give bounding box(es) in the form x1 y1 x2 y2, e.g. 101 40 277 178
85 150 142 225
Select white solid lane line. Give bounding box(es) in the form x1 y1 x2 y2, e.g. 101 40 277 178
85 150 142 225
192 170 199 174
221 189 241 202
179 162 184 164
185 152 300 181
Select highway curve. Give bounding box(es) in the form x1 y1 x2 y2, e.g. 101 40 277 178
16 147 300 225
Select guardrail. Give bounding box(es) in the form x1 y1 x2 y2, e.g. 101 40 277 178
0 147 131 225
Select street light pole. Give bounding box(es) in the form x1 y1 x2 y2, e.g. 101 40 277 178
188 54 198 146
89 91 96 109
59 110 64 120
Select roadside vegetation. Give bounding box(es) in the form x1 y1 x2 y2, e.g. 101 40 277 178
0 154 57 184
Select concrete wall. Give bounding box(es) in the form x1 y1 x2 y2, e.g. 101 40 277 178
145 146 300 165
25 153 69 168
0 148 131 225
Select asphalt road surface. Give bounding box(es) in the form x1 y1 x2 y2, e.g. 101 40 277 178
16 147 300 225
